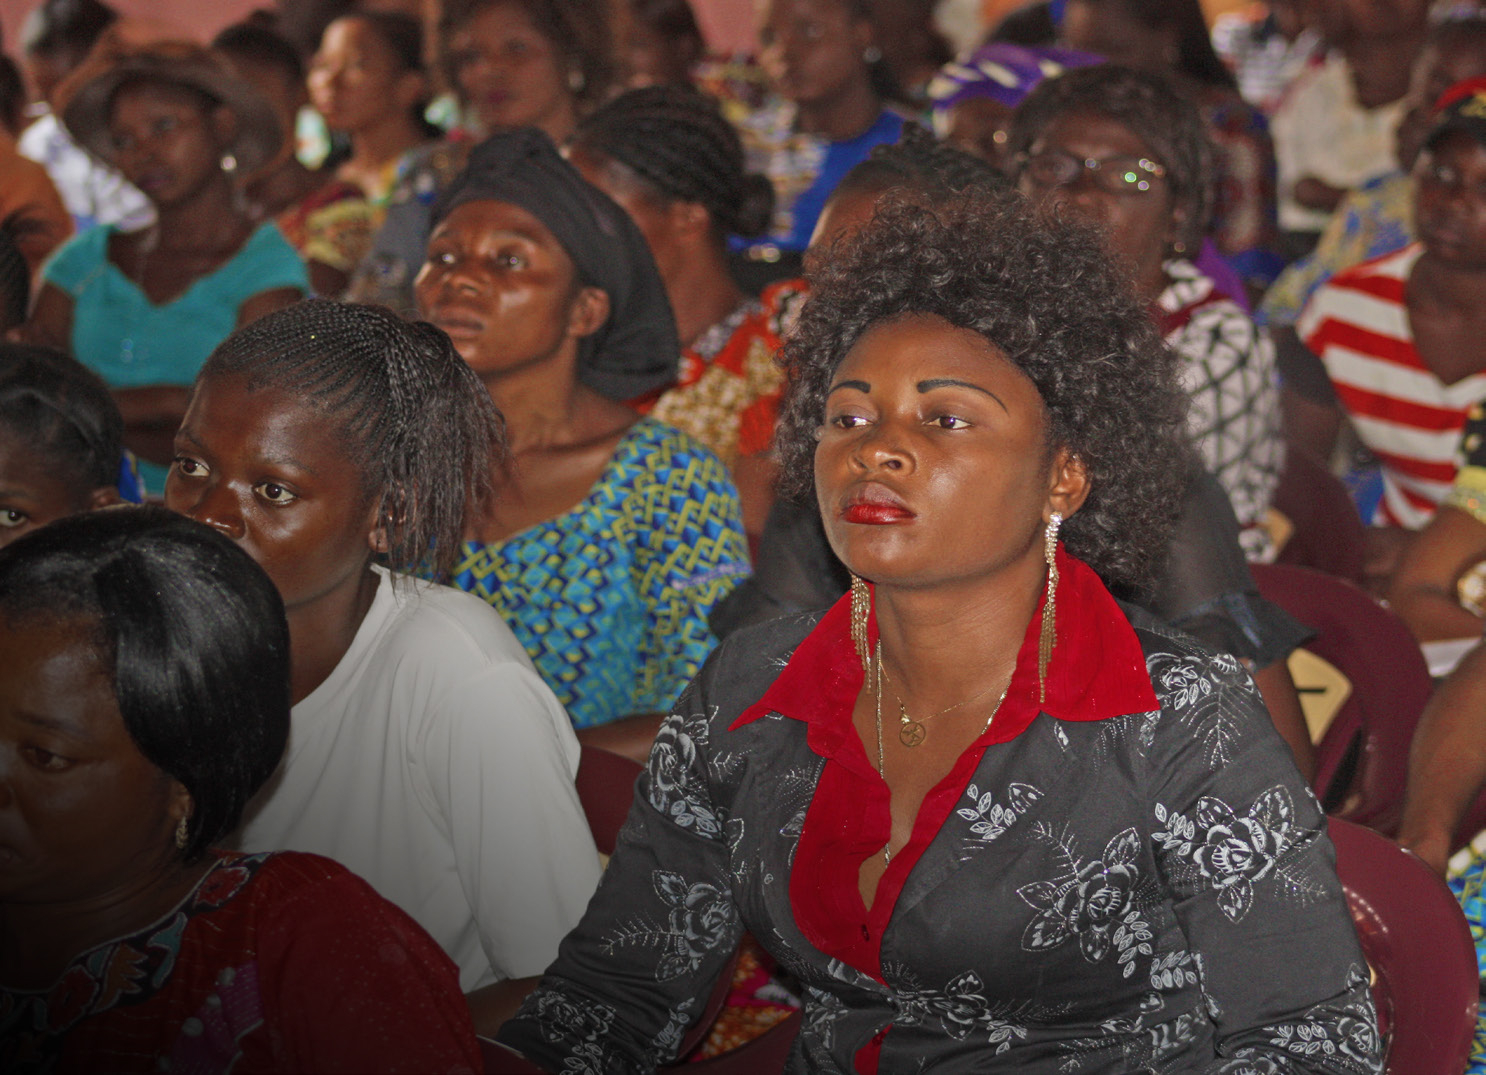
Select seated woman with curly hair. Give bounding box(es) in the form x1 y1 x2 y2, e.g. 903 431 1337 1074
493 189 1378 1071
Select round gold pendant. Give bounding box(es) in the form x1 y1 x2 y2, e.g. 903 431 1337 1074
898 720 925 747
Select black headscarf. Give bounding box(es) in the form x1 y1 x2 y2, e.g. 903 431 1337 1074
430 128 680 402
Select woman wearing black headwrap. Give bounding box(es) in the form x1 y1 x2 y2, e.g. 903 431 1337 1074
417 127 750 761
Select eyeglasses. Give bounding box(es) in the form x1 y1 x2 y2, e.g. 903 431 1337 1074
1018 150 1168 195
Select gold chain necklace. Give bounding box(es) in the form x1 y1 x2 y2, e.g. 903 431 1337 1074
878 653 1009 747
870 641 1009 864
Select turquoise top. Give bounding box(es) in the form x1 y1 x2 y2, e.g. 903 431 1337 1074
452 417 751 729
43 222 307 490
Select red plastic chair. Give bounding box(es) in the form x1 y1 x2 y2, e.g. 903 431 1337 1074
1327 817 1478 1074
1251 564 1433 835
574 745 643 857
1272 444 1368 583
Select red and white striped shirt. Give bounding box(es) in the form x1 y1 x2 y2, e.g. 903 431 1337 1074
1297 243 1486 528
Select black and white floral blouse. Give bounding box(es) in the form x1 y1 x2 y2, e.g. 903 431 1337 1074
499 551 1380 1074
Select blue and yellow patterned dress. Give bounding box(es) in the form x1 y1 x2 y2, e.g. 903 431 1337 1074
453 417 750 729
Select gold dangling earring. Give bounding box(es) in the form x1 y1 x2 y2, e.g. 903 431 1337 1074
174 815 189 851
850 574 871 674
1039 513 1062 705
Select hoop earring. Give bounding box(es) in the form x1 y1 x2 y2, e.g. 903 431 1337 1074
174 815 189 851
850 573 871 673
1039 512 1062 705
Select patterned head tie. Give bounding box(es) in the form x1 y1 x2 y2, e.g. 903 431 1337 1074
1425 75 1486 153
431 127 680 402
926 44 1100 140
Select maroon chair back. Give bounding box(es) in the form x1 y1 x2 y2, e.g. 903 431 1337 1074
1272 444 1367 583
1251 564 1432 835
1327 817 1478 1074
575 744 644 857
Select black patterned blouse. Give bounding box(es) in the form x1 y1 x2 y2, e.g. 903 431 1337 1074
499 552 1380 1074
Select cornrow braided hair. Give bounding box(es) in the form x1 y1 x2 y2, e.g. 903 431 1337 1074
0 342 123 497
201 300 507 580
571 85 774 238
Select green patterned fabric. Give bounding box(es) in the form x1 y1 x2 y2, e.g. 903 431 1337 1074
454 417 750 728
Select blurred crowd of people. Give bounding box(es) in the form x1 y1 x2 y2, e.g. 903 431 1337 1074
3 0 1486 1071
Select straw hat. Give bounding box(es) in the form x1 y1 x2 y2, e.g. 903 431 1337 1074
57 39 282 177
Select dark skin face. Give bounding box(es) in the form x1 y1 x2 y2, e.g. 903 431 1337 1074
107 82 232 211
1414 131 1486 273
1019 109 1183 301
447 2 576 139
816 313 1086 591
1061 0 1173 75
415 199 608 385
0 429 115 551
0 616 189 913
308 16 424 136
815 313 1087 900
757 0 875 110
166 374 382 703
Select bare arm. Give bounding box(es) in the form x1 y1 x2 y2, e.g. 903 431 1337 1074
1252 658 1316 784
467 975 541 1038
1273 327 1343 463
1387 504 1486 642
1397 639 1486 875
733 451 778 556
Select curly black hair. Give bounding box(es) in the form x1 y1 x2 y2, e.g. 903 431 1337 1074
776 187 1193 588
1007 64 1214 251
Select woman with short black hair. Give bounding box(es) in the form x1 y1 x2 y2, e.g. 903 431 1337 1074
0 507 480 1072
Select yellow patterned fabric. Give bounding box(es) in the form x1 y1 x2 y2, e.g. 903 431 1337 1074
453 418 750 728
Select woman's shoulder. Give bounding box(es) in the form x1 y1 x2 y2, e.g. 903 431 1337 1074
1297 242 1419 340
377 571 538 669
41 222 111 285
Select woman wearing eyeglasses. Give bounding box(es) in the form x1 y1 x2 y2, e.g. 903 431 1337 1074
1011 65 1283 564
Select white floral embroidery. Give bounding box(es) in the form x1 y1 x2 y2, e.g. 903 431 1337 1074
1017 826 1154 977
604 870 734 979
531 991 617 1075
957 781 1042 847
1146 649 1251 769
1152 785 1327 922
648 717 722 837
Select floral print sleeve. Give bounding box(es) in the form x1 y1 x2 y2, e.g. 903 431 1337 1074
498 687 745 1074
1143 634 1380 1073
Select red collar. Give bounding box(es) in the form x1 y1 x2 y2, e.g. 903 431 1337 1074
731 547 1158 751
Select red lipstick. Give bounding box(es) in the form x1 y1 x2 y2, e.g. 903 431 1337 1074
843 503 914 524
841 485 914 524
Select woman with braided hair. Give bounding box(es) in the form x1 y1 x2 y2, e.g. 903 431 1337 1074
569 84 786 541
162 299 602 1034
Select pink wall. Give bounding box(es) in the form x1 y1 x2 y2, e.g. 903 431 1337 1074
0 0 265 59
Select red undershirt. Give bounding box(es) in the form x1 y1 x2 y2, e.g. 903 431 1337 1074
730 548 1158 1074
